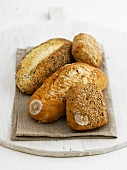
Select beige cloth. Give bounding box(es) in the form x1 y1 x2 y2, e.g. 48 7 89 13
11 48 117 141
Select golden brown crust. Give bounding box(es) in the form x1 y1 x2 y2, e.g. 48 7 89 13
66 83 108 130
16 38 72 94
28 62 108 123
72 33 103 67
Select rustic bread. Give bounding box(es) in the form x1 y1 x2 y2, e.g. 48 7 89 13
72 33 103 67
66 83 108 130
16 38 72 94
28 62 108 123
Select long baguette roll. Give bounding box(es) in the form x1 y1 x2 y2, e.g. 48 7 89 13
16 38 72 94
28 62 108 123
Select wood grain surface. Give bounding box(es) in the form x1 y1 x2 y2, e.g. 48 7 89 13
1 19 127 158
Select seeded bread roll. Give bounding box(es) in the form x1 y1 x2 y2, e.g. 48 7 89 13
28 62 108 123
16 38 72 94
72 33 103 67
66 83 108 130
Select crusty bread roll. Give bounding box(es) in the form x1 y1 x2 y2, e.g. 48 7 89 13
66 83 108 130
28 62 108 123
72 33 103 67
16 38 72 94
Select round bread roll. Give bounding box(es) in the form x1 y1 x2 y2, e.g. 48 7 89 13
72 33 103 67
66 83 108 130
16 38 72 94
28 62 108 123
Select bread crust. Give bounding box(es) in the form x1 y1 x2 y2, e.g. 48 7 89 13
28 62 108 123
66 83 108 130
72 33 103 67
16 38 72 94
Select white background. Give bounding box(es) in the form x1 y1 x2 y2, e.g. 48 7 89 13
0 0 127 169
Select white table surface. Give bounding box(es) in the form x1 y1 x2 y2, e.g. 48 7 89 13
0 0 127 169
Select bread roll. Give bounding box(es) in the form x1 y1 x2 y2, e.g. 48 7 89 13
72 33 103 67
28 62 108 123
16 38 72 94
66 83 108 130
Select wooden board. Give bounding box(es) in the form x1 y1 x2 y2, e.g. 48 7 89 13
0 19 127 157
